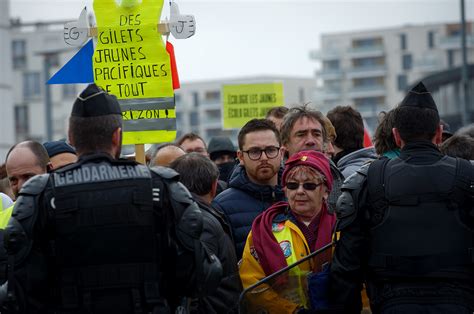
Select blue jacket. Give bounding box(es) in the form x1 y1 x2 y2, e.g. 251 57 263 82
212 165 285 259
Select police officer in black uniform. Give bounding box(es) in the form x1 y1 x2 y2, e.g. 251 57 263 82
329 82 474 314
0 84 222 313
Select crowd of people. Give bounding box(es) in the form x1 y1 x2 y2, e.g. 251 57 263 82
0 81 472 314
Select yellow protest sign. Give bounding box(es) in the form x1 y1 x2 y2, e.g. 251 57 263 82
93 0 174 99
93 0 176 145
222 83 285 129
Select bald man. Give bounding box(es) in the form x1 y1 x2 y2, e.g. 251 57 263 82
5 141 51 199
150 144 185 167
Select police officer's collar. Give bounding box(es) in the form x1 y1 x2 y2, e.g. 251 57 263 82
399 141 443 161
78 152 115 162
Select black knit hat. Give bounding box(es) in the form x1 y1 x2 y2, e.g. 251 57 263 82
400 82 438 112
71 84 122 117
43 140 76 158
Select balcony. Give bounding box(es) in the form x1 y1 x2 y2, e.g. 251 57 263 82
356 103 385 118
201 116 222 129
313 87 342 101
413 58 443 73
309 49 341 61
439 35 474 49
346 65 387 79
347 45 385 58
348 85 386 98
315 68 344 80
200 100 221 110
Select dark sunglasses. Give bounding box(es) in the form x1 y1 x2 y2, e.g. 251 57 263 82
285 182 323 191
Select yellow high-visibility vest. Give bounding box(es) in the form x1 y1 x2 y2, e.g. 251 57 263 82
272 222 310 308
0 204 14 229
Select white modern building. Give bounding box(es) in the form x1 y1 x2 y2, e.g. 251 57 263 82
0 0 15 161
310 22 474 129
10 19 85 144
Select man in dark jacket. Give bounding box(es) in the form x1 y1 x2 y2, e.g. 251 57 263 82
329 82 474 314
326 105 377 178
212 119 285 259
170 153 241 313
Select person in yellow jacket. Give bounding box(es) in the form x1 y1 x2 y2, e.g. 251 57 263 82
0 192 14 228
240 150 336 313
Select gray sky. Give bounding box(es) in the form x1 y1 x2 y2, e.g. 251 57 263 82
9 0 474 82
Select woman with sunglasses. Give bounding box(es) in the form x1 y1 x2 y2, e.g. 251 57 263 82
239 150 336 313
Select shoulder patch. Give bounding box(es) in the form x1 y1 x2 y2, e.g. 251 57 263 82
279 240 292 258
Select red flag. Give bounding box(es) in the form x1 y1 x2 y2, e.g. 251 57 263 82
363 128 373 147
166 41 180 90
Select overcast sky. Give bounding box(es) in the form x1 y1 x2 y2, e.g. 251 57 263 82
9 0 474 82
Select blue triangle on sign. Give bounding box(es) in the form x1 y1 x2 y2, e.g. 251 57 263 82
47 39 94 85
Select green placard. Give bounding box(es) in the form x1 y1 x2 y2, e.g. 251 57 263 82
222 83 284 129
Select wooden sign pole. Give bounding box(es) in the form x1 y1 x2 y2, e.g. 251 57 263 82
135 144 146 165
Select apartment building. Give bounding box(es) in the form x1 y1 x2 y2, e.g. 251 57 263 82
311 22 474 129
0 0 15 160
10 19 85 144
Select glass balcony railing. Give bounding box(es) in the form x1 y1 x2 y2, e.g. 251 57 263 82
346 65 386 78
347 45 385 57
200 100 221 108
309 49 341 60
348 85 386 97
316 68 343 79
439 35 474 49
413 59 442 72
313 88 342 101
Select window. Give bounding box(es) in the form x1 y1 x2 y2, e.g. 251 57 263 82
190 111 199 126
205 109 221 121
402 54 412 70
175 111 182 126
354 77 382 87
23 72 41 98
174 93 181 103
14 105 29 135
353 38 380 48
299 88 305 103
397 75 407 91
354 97 379 115
353 57 383 68
62 85 76 98
12 40 27 69
324 60 340 70
204 90 220 102
206 128 221 138
45 53 59 67
447 50 455 68
192 92 199 108
400 34 407 50
428 31 435 49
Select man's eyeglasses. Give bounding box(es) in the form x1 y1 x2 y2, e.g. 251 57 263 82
285 182 323 191
242 146 280 161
